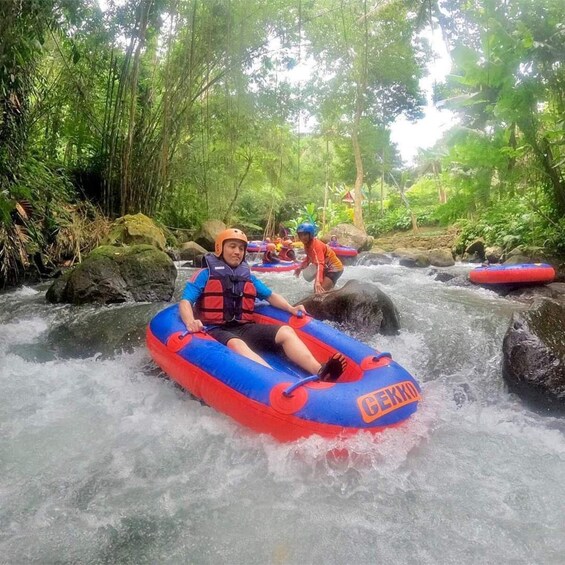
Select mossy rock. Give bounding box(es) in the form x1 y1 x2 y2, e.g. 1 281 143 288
104 213 166 251
46 244 176 304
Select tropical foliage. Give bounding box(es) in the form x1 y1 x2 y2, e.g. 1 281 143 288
1 0 564 285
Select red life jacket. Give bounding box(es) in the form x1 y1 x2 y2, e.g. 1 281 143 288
279 247 295 261
195 254 257 324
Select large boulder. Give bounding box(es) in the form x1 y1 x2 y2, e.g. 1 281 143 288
356 251 393 266
46 302 165 359
393 248 430 268
505 282 565 305
428 248 455 267
503 245 549 264
327 224 372 251
179 241 208 261
46 245 176 304
463 239 485 263
296 279 400 335
428 265 475 287
195 219 226 251
502 299 565 413
485 246 503 263
104 213 166 251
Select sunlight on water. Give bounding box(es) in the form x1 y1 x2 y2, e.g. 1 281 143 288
1 266 564 564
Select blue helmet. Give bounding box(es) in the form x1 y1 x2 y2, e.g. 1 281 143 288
296 222 316 236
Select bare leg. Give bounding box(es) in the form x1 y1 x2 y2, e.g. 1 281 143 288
275 326 322 374
227 338 272 368
322 276 335 291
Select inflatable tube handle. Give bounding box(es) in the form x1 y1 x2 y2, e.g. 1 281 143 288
374 352 391 361
283 375 319 397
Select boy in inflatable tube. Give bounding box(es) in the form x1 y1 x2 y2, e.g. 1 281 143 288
262 242 280 264
279 239 296 261
179 228 346 381
293 223 344 294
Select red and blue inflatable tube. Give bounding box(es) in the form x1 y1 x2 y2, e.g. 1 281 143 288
250 261 299 273
247 241 268 253
146 304 421 442
330 244 358 257
469 263 555 285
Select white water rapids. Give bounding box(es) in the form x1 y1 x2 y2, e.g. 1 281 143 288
1 264 564 564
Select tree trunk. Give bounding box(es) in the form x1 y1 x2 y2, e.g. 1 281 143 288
222 154 252 224
351 123 365 231
121 0 151 215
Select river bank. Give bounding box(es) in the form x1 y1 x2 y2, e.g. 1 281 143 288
372 226 460 252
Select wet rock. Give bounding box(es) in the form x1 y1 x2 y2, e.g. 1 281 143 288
46 245 176 305
391 247 417 258
46 302 165 358
427 268 457 283
503 246 548 264
296 279 400 335
443 275 475 288
338 255 358 267
502 300 565 413
505 282 565 306
485 246 503 263
166 248 180 261
463 239 485 263
391 247 430 268
503 254 532 265
179 241 208 261
428 248 455 267
398 252 430 268
192 254 206 268
356 251 393 266
194 219 226 251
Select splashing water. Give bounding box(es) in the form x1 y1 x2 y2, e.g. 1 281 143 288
1 268 564 564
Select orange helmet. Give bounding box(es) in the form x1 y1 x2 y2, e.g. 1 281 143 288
215 228 248 256
283 239 292 247
266 243 276 252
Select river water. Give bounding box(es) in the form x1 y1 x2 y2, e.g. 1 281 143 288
1 263 564 564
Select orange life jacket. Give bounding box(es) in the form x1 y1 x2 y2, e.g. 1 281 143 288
195 254 257 324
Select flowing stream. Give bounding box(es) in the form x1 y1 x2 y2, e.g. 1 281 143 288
1 263 564 564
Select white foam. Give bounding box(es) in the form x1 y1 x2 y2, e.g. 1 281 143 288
2 274 565 564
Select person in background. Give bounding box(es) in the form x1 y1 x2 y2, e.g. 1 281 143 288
179 228 347 381
293 223 344 294
279 239 296 261
329 235 339 247
263 242 280 264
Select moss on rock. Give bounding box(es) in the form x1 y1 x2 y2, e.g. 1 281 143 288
104 213 166 251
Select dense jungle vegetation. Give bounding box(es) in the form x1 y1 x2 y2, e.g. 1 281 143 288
1 0 564 286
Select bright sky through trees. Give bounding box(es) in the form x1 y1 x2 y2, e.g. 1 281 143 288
390 27 455 164
96 0 451 166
